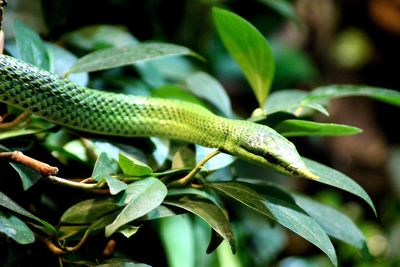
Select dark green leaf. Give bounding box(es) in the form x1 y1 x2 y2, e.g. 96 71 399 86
118 153 153 176
294 195 368 253
92 152 115 181
9 162 41 191
60 198 119 224
13 20 50 70
306 85 400 107
105 177 167 236
186 72 233 118
211 182 337 266
0 191 58 236
0 209 35 244
140 205 176 221
275 120 362 137
106 176 128 195
67 43 202 74
165 197 236 253
213 8 274 107
303 158 376 214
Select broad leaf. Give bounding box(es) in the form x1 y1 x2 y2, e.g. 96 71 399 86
67 43 202 74
306 85 400 107
151 85 205 107
0 191 58 236
106 176 128 195
213 8 274 108
165 197 236 253
92 152 115 181
10 162 41 191
264 89 328 116
105 177 167 236
0 209 35 244
186 72 233 118
275 120 362 137
294 195 368 253
151 137 170 167
47 43 88 86
60 198 119 224
13 20 50 70
118 153 153 176
211 182 337 266
303 158 376 214
0 120 54 140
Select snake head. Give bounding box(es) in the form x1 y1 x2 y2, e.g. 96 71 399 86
225 121 318 180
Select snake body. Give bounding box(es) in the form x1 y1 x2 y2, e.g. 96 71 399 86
0 55 316 179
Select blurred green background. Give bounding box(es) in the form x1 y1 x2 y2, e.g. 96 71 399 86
1 0 400 266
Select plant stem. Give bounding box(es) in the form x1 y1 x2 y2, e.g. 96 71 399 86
171 149 220 186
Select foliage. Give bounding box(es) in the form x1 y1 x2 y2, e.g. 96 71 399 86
1 3 399 267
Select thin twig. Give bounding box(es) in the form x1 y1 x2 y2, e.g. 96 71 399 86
171 150 220 187
45 175 102 191
0 151 59 175
36 234 66 256
0 111 32 130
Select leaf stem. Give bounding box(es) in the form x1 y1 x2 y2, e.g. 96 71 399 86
171 150 220 187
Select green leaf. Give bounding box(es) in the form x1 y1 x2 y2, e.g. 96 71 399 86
92 152 115 181
0 120 54 140
211 182 337 266
105 177 167 236
294 195 368 253
264 89 328 116
9 162 41 191
60 198 119 224
118 153 153 176
0 209 35 244
140 205 176 221
67 42 202 74
13 20 50 70
303 158 376 215
165 197 236 253
0 191 58 236
47 43 88 86
216 241 243 267
151 137 170 167
172 146 196 169
158 215 195 267
275 120 362 137
151 85 206 107
305 84 400 107
213 8 275 108
186 72 233 118
106 176 128 195
117 225 140 238
61 25 138 51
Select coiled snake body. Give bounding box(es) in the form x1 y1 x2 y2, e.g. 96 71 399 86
0 55 316 179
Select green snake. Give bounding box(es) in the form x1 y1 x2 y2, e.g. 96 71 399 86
0 55 317 179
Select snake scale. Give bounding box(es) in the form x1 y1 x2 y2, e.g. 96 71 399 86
0 55 317 179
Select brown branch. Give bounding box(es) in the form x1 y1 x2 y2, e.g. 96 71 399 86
0 151 59 175
36 234 66 256
0 111 32 130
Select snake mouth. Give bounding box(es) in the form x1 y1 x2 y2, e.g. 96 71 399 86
239 143 319 180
